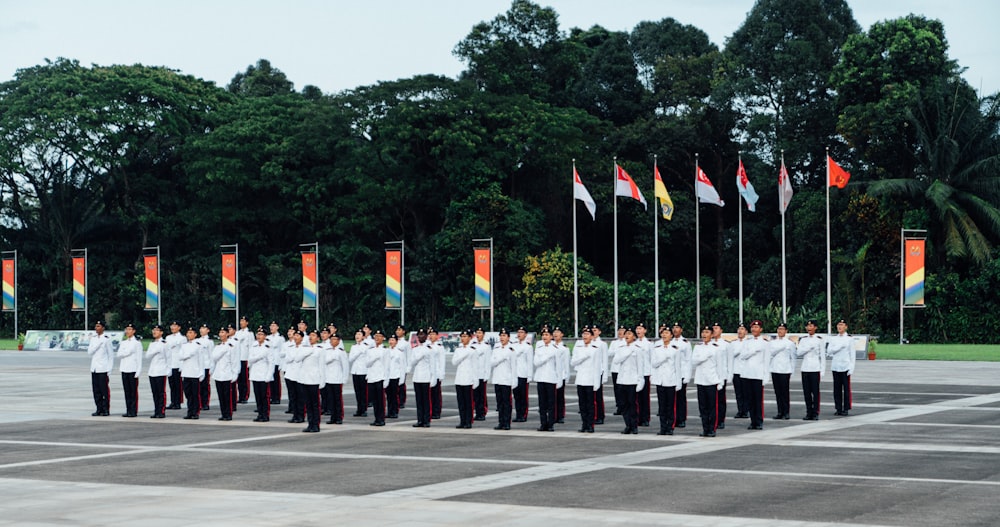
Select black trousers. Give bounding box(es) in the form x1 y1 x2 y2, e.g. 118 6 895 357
618 383 637 430
743 378 764 427
322 383 342 422
253 380 270 419
237 360 250 402
595 376 606 420
121 372 139 416
288 379 303 420
414 381 431 425
772 372 791 417
495 384 512 427
215 380 233 419
231 380 238 412
474 380 488 418
200 370 211 409
556 384 566 419
91 372 110 413
299 383 320 429
656 384 676 432
611 372 622 413
536 381 556 429
431 380 443 418
398 380 407 407
386 378 400 417
352 374 368 415
368 381 386 423
676 382 688 423
638 376 651 423
285 377 298 412
833 371 852 412
455 384 473 426
732 373 746 416
182 377 201 417
148 376 166 416
801 371 821 418
577 385 594 430
514 377 530 420
717 380 728 425
696 383 718 435
168 368 183 406
269 366 282 403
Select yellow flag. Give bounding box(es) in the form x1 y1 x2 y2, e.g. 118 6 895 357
654 166 674 220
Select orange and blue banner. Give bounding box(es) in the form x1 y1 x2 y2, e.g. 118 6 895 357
302 252 317 309
72 257 86 311
474 248 491 309
385 249 402 309
144 255 159 310
221 253 237 310
2 258 14 311
904 239 925 306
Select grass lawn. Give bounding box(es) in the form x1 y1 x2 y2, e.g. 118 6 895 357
873 343 1000 361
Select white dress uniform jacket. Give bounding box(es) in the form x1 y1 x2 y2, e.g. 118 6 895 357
409 343 434 383
348 342 369 376
796 334 826 377
365 345 390 384
636 337 652 377
490 343 517 386
532 342 560 384
556 342 570 388
713 338 731 384
611 342 641 386
179 341 204 379
739 335 770 384
827 333 856 375
769 336 796 375
145 338 170 377
323 343 349 385
692 341 722 386
388 345 407 380
452 343 477 386
570 342 600 388
608 339 625 374
197 335 213 371
165 332 185 370
651 340 682 390
211 341 237 382
294 343 324 387
283 340 300 381
248 342 272 382
514 338 533 380
117 336 143 377
236 328 252 361
731 337 746 378
393 339 411 382
265 334 285 369
432 341 446 383
671 337 692 383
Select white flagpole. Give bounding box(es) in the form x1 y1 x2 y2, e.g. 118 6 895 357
780 150 788 323
695 153 701 326
573 159 580 338
613 156 619 329
738 151 744 324
654 155 659 331
826 147 832 334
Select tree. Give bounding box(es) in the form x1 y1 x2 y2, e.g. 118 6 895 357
227 59 295 97
569 28 649 126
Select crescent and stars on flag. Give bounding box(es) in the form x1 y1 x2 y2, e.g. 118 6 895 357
615 164 648 209
736 160 759 212
695 167 725 207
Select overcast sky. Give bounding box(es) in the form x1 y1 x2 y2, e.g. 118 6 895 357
1 0 997 96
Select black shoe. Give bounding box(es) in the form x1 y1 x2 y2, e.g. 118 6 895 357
513 417 526 423
735 413 748 419
167 404 181 410
718 422 725 429
556 419 564 424
399 405 406 409
613 411 621 415
475 416 486 421
595 419 604 425
371 421 386 426
699 431 710 437
413 422 425 428
782 414 790 420
92 411 102 416
456 424 466 429
504 425 511 430
748 424 763 430
202 406 210 411
538 426 550 432
387 414 398 419
586 428 593 433
841 410 849 416
621 427 632 434
676 421 686 428
496 425 506 430
286 410 295 414
288 418 304 423
302 426 320 433
238 400 248 404
218 417 227 421
578 427 588 433
270 400 280 404
708 431 717 437
657 429 673 436
431 415 441 419
254 417 265 422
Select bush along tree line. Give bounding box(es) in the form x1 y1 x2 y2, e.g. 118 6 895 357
1 0 998 342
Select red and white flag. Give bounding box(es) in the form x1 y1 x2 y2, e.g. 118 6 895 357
696 167 725 207
615 164 647 210
778 160 794 214
574 167 597 220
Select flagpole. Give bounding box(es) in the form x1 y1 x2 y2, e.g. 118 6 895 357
780 150 788 323
653 155 659 331
695 153 701 326
738 151 744 324
573 159 580 339
826 147 832 334
613 156 619 329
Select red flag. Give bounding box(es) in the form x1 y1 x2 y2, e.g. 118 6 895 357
615 164 648 209
828 156 850 189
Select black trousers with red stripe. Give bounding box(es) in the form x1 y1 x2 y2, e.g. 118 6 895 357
399 380 407 407
595 376 606 421
801 371 821 418
148 376 166 416
676 382 688 424
742 377 764 428
91 372 110 414
495 384 512 427
556 383 566 419
577 385 594 429
696 383 718 435
352 374 368 415
618 383 637 430
732 373 747 416
833 371 852 412
169 368 183 406
772 372 791 417
455 384 473 427
431 380 443 418
536 381 556 429
182 377 201 417
200 370 211 408
121 372 139 416
253 380 270 419
368 381 386 423
656 384 676 433
215 380 233 419
474 380 488 419
299 383 320 429
414 382 431 425
717 379 728 425
269 366 282 403
514 377 529 420
322 383 342 422
237 360 250 402
386 378 400 417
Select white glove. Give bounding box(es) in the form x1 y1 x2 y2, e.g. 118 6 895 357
383 379 389 389
636 377 645 392
717 383 723 391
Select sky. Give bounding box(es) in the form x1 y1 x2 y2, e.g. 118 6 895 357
1 0 998 96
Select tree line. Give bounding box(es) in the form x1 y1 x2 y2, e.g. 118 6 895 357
1 0 998 342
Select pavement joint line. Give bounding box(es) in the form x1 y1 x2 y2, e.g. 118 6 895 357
880 421 1000 429
622 464 1000 487
363 390 1000 501
775 439 1000 455
0 447 158 470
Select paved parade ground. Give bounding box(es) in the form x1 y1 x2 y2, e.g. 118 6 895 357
0 350 998 526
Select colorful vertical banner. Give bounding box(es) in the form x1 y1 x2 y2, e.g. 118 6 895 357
221 253 237 310
474 248 491 309
385 249 402 309
2 258 14 311
72 257 86 311
302 252 317 309
904 239 926 306
144 255 159 310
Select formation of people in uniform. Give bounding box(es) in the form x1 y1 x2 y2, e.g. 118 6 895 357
87 316 857 435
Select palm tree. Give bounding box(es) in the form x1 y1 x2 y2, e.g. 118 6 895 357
869 77 1000 265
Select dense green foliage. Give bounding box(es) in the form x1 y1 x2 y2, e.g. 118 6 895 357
1 2 997 342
